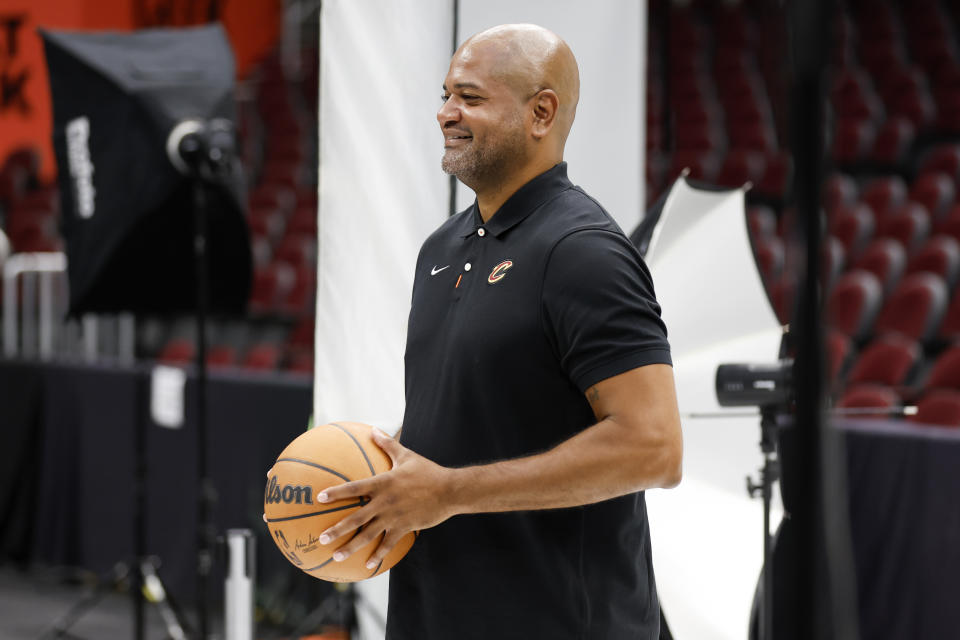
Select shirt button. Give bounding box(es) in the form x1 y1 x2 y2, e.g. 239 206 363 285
464 263 472 271
477 228 486 237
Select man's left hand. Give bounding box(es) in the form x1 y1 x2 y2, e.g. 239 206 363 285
317 428 456 569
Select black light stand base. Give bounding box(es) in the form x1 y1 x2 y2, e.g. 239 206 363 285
41 564 131 640
746 406 781 640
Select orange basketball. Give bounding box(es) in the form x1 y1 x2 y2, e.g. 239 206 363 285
264 421 415 582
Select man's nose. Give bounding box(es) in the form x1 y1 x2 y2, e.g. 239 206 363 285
437 99 460 127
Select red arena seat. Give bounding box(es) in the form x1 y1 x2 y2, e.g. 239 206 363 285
243 343 282 370
206 345 239 369
674 122 724 152
729 119 777 153
280 265 317 315
667 150 721 182
274 234 316 268
250 235 273 269
715 150 766 188
837 384 901 417
909 172 956 221
887 83 937 127
923 344 960 390
934 204 960 243
845 333 921 387
860 45 908 84
822 235 847 290
870 117 915 165
288 315 316 348
827 328 854 387
769 275 795 326
906 235 960 288
908 389 960 427
918 144 960 186
831 68 884 121
826 270 884 341
934 86 960 134
938 284 960 339
158 338 195 364
287 205 318 235
861 176 909 219
747 205 777 240
754 236 784 284
830 203 876 260
832 118 875 164
874 272 949 343
286 349 315 375
755 152 792 199
876 203 931 253
823 172 859 214
852 238 907 293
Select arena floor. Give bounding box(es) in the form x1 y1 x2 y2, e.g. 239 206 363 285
0 566 183 640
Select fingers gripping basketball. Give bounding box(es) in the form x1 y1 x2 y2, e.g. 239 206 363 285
263 421 416 582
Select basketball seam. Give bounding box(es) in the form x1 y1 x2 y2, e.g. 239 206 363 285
276 457 351 483
266 502 365 522
303 557 335 572
305 528 363 575
330 422 377 477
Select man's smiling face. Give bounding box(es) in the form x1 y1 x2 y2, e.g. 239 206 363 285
437 42 531 190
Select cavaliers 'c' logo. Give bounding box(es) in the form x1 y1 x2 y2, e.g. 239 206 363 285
488 260 514 284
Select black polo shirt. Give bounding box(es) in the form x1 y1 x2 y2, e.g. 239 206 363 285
388 162 672 640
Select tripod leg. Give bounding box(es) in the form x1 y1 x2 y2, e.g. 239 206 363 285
288 595 340 640
141 559 189 640
40 564 130 640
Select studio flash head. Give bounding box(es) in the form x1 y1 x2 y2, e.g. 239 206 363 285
716 361 793 408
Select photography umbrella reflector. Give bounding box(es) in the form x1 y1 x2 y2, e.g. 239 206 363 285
41 24 251 315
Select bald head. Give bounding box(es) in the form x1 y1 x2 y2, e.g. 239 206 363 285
455 24 580 144
438 24 580 213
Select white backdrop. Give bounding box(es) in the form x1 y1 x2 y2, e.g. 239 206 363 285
314 0 452 430
454 0 646 230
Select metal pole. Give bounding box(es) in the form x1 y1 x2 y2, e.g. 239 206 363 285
224 529 255 640
39 270 54 359
134 371 146 640
22 270 36 359
447 0 460 218
3 260 18 357
194 180 214 640
83 314 98 363
119 313 136 365
788 1 860 638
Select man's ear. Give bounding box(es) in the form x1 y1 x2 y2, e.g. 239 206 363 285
530 89 559 139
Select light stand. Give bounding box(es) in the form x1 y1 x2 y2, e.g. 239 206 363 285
169 118 240 639
42 25 251 640
746 405 781 640
716 361 792 640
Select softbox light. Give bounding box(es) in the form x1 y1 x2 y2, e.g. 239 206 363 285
41 23 251 315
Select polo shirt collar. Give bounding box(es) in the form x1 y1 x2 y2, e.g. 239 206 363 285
460 162 573 237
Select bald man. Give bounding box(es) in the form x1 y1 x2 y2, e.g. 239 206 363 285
318 24 682 639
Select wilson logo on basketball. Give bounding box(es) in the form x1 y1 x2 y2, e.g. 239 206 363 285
265 476 314 505
487 260 514 284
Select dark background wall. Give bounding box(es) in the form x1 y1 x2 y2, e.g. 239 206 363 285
0 359 314 603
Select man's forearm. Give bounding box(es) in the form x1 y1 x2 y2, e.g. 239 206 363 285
445 412 682 516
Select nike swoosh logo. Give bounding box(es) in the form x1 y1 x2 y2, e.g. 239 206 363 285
430 265 450 275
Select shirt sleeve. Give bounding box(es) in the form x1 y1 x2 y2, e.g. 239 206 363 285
540 228 672 392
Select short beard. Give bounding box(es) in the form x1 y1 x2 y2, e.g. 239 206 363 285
441 115 527 191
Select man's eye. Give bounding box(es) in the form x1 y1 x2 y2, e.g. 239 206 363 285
441 93 450 102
